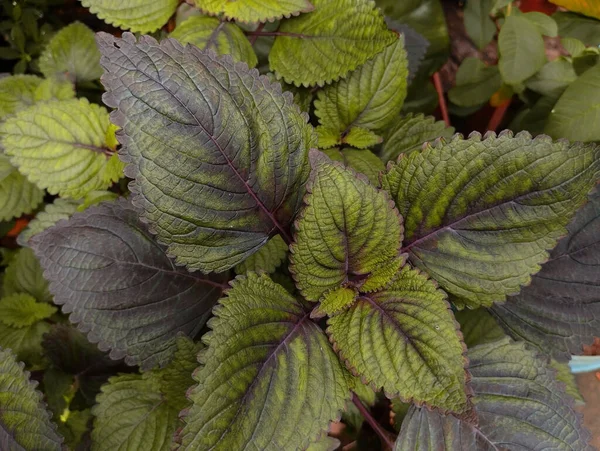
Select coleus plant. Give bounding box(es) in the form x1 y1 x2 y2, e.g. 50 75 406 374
0 0 599 450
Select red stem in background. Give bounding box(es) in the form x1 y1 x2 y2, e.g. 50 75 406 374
432 72 450 127
249 23 266 45
487 98 512 132
351 393 395 450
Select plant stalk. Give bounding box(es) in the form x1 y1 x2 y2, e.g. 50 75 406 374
351 392 395 450
432 72 450 127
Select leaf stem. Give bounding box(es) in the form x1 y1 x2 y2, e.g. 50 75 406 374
249 23 266 45
351 392 395 450
432 72 451 127
487 98 512 132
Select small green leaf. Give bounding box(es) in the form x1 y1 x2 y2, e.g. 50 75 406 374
0 321 51 365
498 15 546 85
0 347 63 450
448 57 502 107
454 308 505 348
180 273 350 450
33 77 76 102
0 74 41 119
554 11 600 46
322 148 385 185
526 58 578 96
234 234 288 274
306 436 342 451
343 127 383 149
58 408 92 449
2 247 50 302
464 0 495 49
0 293 56 327
550 359 585 405
328 265 469 414
270 0 397 86
523 11 558 37
170 16 258 67
313 286 358 318
81 0 179 33
194 0 314 23
290 151 404 302
1 98 124 199
0 154 44 221
562 37 587 57
39 22 102 82
18 198 80 246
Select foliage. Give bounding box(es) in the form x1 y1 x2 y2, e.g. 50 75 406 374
0 0 599 450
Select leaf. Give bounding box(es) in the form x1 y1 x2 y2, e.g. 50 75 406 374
58 408 91 450
378 113 454 164
92 336 200 451
313 286 358 318
193 0 314 23
328 265 470 413
0 321 51 365
169 16 258 67
0 347 63 450
464 0 495 49
1 98 124 199
448 57 502 107
551 359 585 404
526 58 578 96
0 74 41 120
545 63 600 141
0 293 56 327
306 436 341 451
382 131 600 309
30 199 227 369
498 15 546 85
38 22 102 82
269 0 397 86
18 198 80 246
0 154 44 222
453 308 505 348
290 151 404 302
314 38 409 145
97 32 315 272
523 11 559 37
550 0 600 20
322 148 385 185
33 77 76 102
395 339 592 450
562 37 587 57
81 0 179 33
554 11 600 46
341 127 383 149
234 234 288 274
386 22 429 84
179 272 350 450
2 248 51 302
490 190 600 360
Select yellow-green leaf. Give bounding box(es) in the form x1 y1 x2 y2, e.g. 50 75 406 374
194 0 314 23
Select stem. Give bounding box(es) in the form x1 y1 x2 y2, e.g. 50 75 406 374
487 98 512 132
351 393 395 450
432 72 450 127
249 23 266 45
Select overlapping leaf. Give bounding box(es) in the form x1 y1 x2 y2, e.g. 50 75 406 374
180 273 349 450
322 148 385 185
18 198 80 246
382 131 600 308
291 151 404 302
526 58 578 97
97 32 315 272
386 21 429 83
30 199 227 369
491 190 600 360
395 339 592 450
448 57 502 107
0 154 43 221
454 308 505 348
81 0 178 33
194 0 314 23
0 75 41 120
234 234 288 274
0 347 63 450
0 321 51 365
0 294 56 327
464 0 495 49
328 265 469 413
170 16 258 67
269 0 397 86
3 248 51 302
1 98 124 199
550 0 600 19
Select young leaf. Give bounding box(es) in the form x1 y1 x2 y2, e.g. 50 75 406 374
0 293 56 327
81 0 178 33
464 0 495 49
290 151 404 302
180 273 349 450
498 15 546 85
92 337 200 451
194 0 314 23
526 58 578 97
0 347 63 450
18 198 80 246
328 265 469 413
97 32 315 272
0 154 44 221
3 248 51 302
491 190 600 360
169 16 258 67
234 234 288 274
30 199 227 369
269 0 397 86
454 308 505 348
314 37 408 146
549 0 600 20
395 339 592 450
382 131 600 308
33 77 76 102
39 22 102 82
378 113 455 163
448 58 502 107
523 11 558 37
0 74 41 119
1 98 124 199
322 148 385 185
0 321 51 365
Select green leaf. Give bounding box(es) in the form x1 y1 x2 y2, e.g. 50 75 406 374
18 198 80 246
33 77 76 102
97 32 315 272
464 0 495 49
448 57 502 107
395 339 592 450
525 58 578 96
58 408 91 450
38 22 102 82
562 37 587 57
0 74 41 120
382 131 600 309
386 22 429 83
194 0 314 23
1 98 124 199
0 347 63 450
554 11 600 46
306 436 341 451
342 127 383 149
490 190 600 360
30 199 227 369
0 293 56 327
328 265 470 413
269 0 397 86
314 38 408 145
523 11 558 37
0 154 44 222
180 272 350 450
498 15 546 85
313 286 358 318
378 113 455 163
454 308 505 348
92 336 200 451
545 63 600 141
290 151 404 302
234 234 288 274
322 148 385 185
550 359 585 405
0 321 51 365
170 16 258 67
81 0 178 33
2 247 51 302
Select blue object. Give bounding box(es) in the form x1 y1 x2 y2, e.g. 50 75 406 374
569 355 600 374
